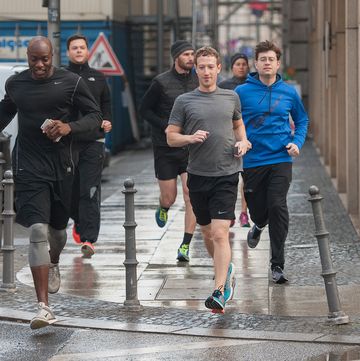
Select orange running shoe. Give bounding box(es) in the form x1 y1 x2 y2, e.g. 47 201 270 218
81 242 95 258
72 224 81 245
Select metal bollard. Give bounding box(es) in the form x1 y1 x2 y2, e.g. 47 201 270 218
122 178 141 310
308 185 349 324
0 170 15 291
0 153 5 250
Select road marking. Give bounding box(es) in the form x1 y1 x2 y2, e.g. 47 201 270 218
50 339 264 360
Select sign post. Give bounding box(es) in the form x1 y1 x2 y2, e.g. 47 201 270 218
88 32 139 141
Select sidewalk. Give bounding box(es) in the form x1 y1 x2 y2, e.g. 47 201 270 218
0 139 360 345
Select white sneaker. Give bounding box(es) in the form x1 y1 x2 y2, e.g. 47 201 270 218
48 263 60 294
30 302 57 329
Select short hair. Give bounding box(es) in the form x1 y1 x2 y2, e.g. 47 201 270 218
195 46 221 65
66 34 88 50
255 40 281 60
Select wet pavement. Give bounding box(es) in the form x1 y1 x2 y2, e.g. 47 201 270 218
0 139 360 348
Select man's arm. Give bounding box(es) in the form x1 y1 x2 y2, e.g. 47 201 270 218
0 92 18 132
166 124 209 147
45 78 102 141
70 78 103 133
233 118 251 156
100 79 112 132
139 80 168 130
286 90 309 157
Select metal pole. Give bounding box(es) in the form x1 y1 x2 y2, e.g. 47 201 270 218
256 16 260 43
192 0 197 48
211 0 219 49
47 0 61 67
15 23 20 62
122 178 141 310
157 0 164 74
0 153 5 251
0 171 15 291
308 186 349 324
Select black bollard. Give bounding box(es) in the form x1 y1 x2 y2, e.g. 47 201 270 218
122 178 141 310
308 185 349 324
0 170 15 291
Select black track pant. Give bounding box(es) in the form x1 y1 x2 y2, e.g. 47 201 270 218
71 141 105 243
242 162 292 269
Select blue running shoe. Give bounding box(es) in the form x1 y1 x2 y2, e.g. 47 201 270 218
205 288 225 311
177 244 190 262
224 262 235 302
155 207 168 228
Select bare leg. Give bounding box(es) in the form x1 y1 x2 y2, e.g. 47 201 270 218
158 178 177 208
211 219 231 291
30 265 49 305
48 226 67 264
201 219 231 291
200 223 213 258
28 223 50 305
180 172 196 234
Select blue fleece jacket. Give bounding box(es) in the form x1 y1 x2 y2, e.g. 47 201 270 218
235 72 309 168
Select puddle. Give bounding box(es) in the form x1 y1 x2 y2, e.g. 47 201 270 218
309 347 360 360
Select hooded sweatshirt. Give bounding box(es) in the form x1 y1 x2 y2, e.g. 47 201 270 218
235 72 309 168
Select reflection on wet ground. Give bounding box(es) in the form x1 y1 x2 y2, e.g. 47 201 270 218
15 164 360 318
309 347 360 360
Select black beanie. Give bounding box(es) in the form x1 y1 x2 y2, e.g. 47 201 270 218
171 40 194 60
231 53 249 68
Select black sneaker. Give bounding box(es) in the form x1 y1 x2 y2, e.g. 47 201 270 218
272 266 288 284
247 225 264 248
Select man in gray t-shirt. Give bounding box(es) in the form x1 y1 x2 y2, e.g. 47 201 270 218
169 87 242 177
167 46 251 313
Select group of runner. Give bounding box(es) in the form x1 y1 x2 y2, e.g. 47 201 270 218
141 40 309 313
0 36 308 327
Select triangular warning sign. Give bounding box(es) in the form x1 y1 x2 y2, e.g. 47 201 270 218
88 32 124 76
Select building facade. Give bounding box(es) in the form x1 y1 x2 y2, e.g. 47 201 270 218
306 0 360 231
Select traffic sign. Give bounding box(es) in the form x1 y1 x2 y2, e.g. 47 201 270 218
88 32 124 76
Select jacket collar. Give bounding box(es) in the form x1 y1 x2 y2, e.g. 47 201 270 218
171 65 193 80
68 61 90 74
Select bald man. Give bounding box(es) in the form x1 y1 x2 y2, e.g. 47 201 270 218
0 36 102 329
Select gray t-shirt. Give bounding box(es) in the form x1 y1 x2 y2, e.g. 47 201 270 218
169 87 242 177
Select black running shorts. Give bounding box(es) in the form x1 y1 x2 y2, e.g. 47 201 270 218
14 174 73 230
153 145 188 180
187 172 239 226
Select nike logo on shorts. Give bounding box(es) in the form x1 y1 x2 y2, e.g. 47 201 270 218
218 210 228 215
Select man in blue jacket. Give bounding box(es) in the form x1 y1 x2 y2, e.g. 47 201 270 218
235 40 309 284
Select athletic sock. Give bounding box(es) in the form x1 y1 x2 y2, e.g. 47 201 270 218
180 232 193 246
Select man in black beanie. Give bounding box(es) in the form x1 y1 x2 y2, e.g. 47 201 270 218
140 40 198 262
